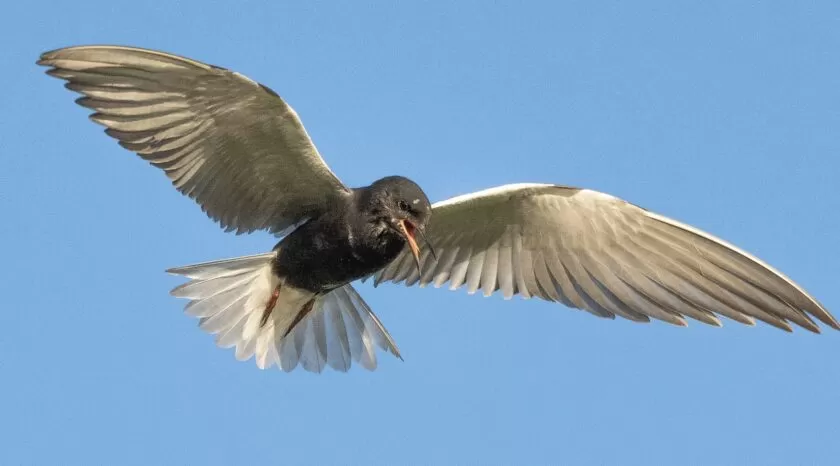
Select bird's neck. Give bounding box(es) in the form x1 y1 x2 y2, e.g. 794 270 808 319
347 199 404 262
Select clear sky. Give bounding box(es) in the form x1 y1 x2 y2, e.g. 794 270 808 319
2 1 839 465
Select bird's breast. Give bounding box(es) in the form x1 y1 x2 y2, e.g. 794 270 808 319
273 220 405 293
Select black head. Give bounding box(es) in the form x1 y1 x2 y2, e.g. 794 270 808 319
366 176 431 225
359 176 435 270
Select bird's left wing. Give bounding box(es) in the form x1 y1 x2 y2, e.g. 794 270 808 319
372 184 838 332
38 45 350 235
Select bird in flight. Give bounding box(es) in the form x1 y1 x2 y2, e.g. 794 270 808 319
38 45 837 373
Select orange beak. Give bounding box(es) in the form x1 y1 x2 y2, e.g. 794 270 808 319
397 218 422 273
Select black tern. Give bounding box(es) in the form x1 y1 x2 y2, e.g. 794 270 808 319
38 45 838 373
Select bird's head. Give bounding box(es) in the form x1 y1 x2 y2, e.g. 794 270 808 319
363 176 435 272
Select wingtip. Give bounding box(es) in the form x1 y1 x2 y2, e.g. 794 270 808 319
37 47 66 65
387 343 404 362
37 50 53 65
164 266 184 275
777 322 795 333
800 318 822 334
814 309 840 332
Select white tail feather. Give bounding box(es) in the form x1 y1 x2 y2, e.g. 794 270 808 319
167 253 402 372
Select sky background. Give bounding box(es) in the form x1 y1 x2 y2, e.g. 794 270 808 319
2 1 839 464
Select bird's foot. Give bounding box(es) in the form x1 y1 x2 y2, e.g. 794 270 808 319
260 284 282 328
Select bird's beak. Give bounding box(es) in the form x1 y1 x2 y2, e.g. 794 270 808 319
415 226 437 261
397 219 422 272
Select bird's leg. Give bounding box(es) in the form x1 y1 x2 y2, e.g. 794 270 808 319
260 284 282 328
282 299 316 339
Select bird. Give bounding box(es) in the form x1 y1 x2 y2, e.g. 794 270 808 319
38 45 838 373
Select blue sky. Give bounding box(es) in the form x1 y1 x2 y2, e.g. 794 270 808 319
3 1 839 464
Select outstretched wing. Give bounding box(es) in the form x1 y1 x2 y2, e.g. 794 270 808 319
38 45 350 235
373 184 838 333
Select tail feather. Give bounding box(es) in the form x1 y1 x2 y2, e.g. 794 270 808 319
167 252 401 373
171 271 255 300
166 253 276 279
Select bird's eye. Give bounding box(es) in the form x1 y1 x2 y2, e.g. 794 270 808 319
398 200 410 212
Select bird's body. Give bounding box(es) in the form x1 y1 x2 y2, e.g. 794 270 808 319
275 177 430 293
38 45 838 373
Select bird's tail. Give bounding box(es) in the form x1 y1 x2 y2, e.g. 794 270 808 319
167 252 401 373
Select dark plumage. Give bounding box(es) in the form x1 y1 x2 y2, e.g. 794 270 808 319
38 45 837 373
276 176 432 293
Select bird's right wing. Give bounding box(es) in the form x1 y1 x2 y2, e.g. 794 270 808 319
38 45 350 235
373 184 838 333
